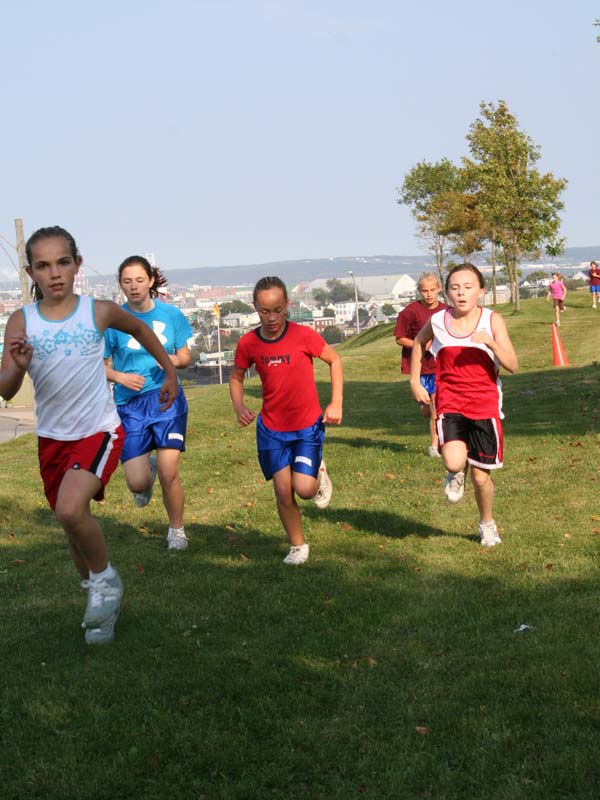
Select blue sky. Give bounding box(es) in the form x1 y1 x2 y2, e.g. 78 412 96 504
1 1 598 277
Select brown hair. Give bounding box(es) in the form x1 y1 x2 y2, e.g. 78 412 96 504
118 255 167 299
25 225 80 301
252 276 288 305
445 263 485 292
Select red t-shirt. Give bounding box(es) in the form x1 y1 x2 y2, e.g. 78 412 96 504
234 321 326 431
394 300 447 374
589 267 600 287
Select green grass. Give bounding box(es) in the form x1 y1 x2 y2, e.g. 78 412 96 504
1 290 600 799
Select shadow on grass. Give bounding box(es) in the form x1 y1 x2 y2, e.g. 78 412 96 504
312 364 600 439
303 506 462 541
325 435 409 454
3 529 600 799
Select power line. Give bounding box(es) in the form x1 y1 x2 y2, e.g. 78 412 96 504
0 240 20 276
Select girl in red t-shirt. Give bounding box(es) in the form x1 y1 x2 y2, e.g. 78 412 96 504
230 277 343 565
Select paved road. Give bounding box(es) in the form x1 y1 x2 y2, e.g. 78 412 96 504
0 407 36 444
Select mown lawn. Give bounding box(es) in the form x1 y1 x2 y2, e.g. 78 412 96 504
1 290 599 799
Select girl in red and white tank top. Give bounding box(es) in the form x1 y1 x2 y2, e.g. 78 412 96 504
410 264 518 548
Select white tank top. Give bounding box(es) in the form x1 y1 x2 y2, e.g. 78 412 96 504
23 295 120 440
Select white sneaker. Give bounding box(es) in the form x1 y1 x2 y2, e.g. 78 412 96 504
283 543 310 565
85 613 117 645
133 454 157 508
313 461 333 509
167 527 189 551
478 520 502 547
556 319 561 327
81 570 123 629
428 445 441 457
444 470 465 503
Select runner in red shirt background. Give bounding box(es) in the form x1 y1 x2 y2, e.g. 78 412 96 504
394 272 446 456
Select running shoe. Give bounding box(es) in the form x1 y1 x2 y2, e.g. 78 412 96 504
85 613 118 645
81 570 123 629
428 445 441 458
444 470 465 503
133 454 157 508
167 526 189 551
313 461 333 509
478 520 502 547
283 544 310 565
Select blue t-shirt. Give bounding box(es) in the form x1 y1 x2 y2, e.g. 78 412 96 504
104 299 193 405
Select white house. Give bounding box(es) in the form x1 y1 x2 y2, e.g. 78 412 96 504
221 311 260 328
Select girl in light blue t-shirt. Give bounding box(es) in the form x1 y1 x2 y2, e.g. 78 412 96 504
104 256 193 551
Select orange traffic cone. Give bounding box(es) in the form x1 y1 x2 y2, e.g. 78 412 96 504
551 323 569 366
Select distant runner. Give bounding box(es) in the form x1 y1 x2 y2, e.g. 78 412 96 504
394 271 446 456
589 261 600 309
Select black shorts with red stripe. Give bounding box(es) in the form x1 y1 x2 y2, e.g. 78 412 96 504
437 413 503 469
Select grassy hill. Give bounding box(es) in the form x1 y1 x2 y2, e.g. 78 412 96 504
1 290 599 799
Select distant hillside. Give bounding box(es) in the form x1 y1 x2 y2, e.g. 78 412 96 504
156 255 433 289
2 247 599 291
152 247 600 289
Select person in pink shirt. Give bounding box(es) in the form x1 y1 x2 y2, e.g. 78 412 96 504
546 273 567 326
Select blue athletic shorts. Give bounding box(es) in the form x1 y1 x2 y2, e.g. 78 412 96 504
117 385 188 463
590 286 600 294
256 414 325 481
420 374 437 396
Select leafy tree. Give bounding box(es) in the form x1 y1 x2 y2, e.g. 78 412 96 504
219 300 254 318
438 188 488 261
322 325 343 344
525 270 550 283
381 303 396 316
358 307 370 322
464 100 567 310
323 307 335 318
326 278 357 304
313 280 364 306
312 288 329 305
397 158 464 285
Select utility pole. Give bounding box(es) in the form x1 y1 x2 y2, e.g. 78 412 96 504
347 270 360 336
15 218 30 302
12 219 34 407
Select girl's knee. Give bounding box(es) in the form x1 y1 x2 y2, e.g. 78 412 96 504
55 498 86 528
292 474 318 500
470 468 491 488
157 469 179 489
442 453 467 473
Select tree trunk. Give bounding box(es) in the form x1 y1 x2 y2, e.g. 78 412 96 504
491 238 497 305
511 257 521 311
436 236 444 288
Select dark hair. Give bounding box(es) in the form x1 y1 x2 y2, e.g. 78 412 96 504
118 255 167 299
253 276 288 305
25 225 80 301
592 261 598 268
445 262 485 292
